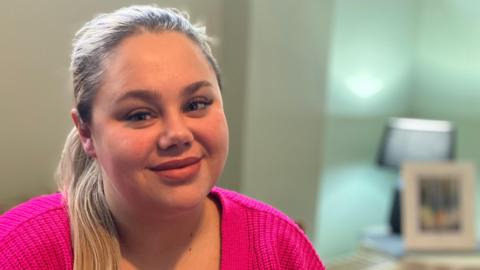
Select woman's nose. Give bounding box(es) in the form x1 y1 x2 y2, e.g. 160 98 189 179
157 114 193 151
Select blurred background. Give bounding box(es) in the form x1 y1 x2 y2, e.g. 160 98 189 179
1 0 480 265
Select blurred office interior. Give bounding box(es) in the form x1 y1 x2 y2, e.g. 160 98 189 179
0 0 479 265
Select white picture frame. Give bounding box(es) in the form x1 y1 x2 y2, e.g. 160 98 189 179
402 162 476 251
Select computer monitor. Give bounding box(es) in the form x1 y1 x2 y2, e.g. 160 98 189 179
377 118 455 169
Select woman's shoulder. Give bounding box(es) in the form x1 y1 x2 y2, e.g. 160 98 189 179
211 186 324 269
211 186 296 224
0 193 67 237
0 193 72 269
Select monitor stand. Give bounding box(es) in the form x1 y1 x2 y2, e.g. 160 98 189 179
389 178 403 235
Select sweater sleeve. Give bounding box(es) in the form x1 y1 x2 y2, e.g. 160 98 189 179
275 221 325 270
208 187 326 270
0 195 72 270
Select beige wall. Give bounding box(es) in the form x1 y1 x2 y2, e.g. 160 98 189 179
217 0 250 191
241 0 332 238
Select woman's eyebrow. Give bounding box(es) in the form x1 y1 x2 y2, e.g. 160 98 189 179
115 89 161 104
114 81 213 104
182 80 213 97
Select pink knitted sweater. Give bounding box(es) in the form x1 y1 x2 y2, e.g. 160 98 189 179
0 187 324 269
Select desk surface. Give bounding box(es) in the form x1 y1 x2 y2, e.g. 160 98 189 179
327 233 480 270
327 248 480 270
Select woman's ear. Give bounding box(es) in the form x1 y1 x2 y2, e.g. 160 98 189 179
71 109 96 158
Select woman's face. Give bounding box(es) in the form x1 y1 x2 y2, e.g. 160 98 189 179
79 32 228 215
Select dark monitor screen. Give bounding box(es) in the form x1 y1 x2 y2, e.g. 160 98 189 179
377 118 455 169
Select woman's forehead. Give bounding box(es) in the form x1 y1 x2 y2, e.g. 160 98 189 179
100 32 216 93
109 31 205 65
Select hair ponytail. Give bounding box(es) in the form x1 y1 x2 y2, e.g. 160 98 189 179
56 128 120 269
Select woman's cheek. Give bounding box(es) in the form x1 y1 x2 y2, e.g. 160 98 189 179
214 112 229 144
208 113 229 157
107 131 154 162
125 136 153 157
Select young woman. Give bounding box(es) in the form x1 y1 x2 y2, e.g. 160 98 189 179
0 5 324 270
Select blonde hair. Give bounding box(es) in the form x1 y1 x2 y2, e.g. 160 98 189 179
56 5 220 269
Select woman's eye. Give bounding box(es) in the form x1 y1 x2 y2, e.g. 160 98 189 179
126 111 153 122
184 98 213 112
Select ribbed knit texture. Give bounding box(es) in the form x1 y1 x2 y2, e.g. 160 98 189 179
0 187 324 270
212 187 324 270
0 193 72 269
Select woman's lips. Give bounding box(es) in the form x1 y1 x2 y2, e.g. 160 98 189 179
149 157 202 181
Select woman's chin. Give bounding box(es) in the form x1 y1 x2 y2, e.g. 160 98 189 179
146 184 212 213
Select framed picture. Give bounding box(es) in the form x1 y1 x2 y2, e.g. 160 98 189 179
402 162 476 251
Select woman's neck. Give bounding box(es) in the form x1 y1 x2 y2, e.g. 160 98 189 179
112 197 220 269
